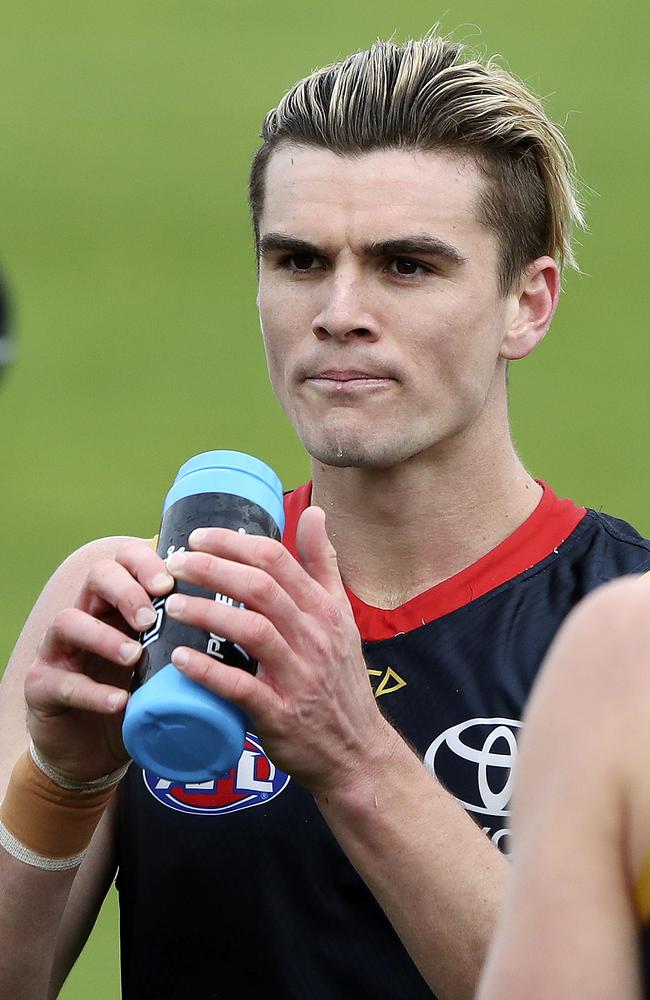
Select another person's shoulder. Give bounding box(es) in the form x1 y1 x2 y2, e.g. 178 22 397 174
534 572 650 719
563 573 650 647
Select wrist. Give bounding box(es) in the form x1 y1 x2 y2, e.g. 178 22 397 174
313 718 412 814
0 745 128 871
29 741 130 793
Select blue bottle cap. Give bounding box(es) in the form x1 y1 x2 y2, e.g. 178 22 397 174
123 664 247 782
163 450 285 536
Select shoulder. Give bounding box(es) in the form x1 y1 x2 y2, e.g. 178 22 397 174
518 574 650 804
523 574 650 731
548 573 650 688
579 509 650 575
521 573 650 876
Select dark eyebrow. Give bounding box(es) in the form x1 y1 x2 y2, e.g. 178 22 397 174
258 233 319 257
258 232 467 266
364 236 466 266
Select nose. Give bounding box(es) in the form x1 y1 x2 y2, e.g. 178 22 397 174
311 269 380 342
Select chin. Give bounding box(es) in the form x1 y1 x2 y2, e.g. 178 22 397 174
300 430 410 470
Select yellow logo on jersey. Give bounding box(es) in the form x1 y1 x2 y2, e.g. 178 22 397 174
367 666 407 698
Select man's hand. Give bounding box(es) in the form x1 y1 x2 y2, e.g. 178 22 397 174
23 540 174 782
165 505 395 794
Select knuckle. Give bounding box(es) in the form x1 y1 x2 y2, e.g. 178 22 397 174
247 612 272 647
324 600 344 628
227 669 251 703
195 552 217 583
84 558 113 588
246 568 276 604
193 654 212 683
306 629 330 661
116 539 141 561
195 598 216 627
253 537 286 572
52 606 79 636
117 538 153 569
25 659 47 689
175 552 213 591
59 674 77 705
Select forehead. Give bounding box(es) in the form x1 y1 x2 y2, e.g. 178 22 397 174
258 144 490 249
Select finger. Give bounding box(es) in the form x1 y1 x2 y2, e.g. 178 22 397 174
294 505 347 598
116 538 175 595
171 646 281 721
166 550 303 642
38 607 143 669
78 551 173 632
186 528 326 613
27 662 129 716
165 593 296 681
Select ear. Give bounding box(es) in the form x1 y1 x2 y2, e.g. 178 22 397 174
500 256 560 361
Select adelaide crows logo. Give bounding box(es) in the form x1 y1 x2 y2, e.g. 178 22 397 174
143 733 290 815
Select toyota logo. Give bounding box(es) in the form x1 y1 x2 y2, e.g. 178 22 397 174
424 717 522 817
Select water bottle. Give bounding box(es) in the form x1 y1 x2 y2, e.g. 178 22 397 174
122 450 285 782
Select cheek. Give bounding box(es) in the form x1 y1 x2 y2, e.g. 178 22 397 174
409 308 502 397
260 331 283 388
258 292 282 351
258 312 295 403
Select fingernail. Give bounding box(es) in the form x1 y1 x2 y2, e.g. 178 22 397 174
152 572 174 591
189 529 206 547
172 647 189 667
120 641 141 664
135 606 157 628
166 553 186 573
108 691 127 710
166 594 186 615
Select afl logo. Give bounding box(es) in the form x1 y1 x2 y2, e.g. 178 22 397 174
143 733 290 815
424 718 522 817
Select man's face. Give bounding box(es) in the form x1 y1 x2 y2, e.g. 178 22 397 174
256 144 520 469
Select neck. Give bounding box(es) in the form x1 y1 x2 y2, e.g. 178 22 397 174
310 427 541 610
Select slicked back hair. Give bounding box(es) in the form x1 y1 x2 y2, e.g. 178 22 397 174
249 36 584 294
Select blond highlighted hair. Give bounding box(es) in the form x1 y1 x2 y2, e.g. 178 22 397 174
249 36 585 292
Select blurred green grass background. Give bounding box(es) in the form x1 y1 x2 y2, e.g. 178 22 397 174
0 0 647 996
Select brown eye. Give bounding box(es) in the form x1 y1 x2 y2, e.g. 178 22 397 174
393 258 420 276
290 254 315 270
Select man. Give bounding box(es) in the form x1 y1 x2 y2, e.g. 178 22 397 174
476 573 650 999
1 35 649 1000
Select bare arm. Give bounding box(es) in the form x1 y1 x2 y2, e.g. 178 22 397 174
0 796 119 1000
0 535 170 999
48 799 120 999
159 506 506 999
314 738 506 998
477 576 650 1000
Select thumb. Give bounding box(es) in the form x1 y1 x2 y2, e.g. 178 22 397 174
295 505 345 597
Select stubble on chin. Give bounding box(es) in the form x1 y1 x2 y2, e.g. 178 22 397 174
296 425 410 470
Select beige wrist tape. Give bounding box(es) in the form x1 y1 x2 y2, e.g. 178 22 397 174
0 748 127 871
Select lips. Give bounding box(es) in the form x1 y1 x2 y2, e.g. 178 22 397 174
297 359 398 394
310 369 387 381
305 372 395 392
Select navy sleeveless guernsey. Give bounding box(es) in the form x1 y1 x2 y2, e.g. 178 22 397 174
117 482 650 999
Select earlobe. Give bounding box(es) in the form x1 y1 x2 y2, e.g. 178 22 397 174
500 257 560 361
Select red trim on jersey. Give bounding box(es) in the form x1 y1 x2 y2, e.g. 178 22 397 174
283 481 586 642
